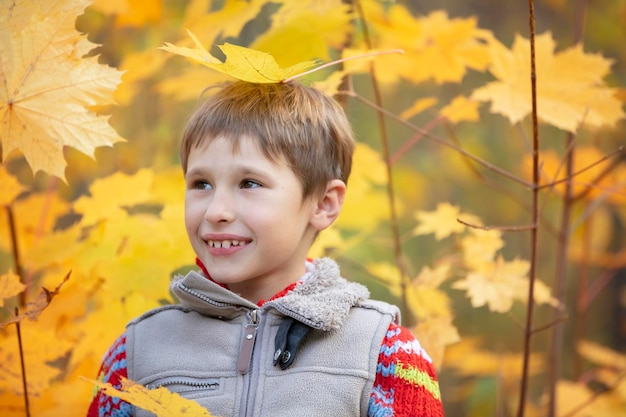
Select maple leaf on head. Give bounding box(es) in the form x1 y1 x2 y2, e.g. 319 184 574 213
0 0 124 180
471 32 625 132
160 30 317 83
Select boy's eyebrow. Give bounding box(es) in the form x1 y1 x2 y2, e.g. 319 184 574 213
185 164 274 179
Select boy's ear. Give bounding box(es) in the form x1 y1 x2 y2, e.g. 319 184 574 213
310 179 346 231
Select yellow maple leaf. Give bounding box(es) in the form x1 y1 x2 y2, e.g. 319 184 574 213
0 192 70 254
358 3 491 85
160 30 317 83
0 166 26 206
250 0 354 66
414 264 451 289
366 262 404 297
0 270 25 307
0 0 124 179
461 228 504 270
414 202 479 240
87 377 218 417
445 338 544 378
337 143 392 231
452 255 529 313
412 316 460 369
73 169 154 226
91 0 162 27
440 95 480 123
400 97 438 120
184 0 272 45
472 32 625 132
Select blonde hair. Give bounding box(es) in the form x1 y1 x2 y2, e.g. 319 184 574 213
180 81 356 198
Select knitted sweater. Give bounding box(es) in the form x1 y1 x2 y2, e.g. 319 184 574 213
87 259 444 417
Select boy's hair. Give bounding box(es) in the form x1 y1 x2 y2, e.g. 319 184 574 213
180 81 356 198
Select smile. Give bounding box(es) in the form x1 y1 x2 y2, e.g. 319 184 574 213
208 240 245 249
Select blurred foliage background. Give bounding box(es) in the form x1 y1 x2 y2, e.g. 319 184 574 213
1 0 625 416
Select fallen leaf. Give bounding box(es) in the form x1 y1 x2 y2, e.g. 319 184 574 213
86 377 218 417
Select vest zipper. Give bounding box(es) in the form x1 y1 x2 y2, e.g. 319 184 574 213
237 309 258 374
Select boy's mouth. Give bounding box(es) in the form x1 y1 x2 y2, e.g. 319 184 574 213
207 240 245 249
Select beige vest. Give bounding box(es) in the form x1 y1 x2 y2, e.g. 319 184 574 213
126 258 400 417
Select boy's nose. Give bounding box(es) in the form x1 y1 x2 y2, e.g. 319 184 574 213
203 191 235 223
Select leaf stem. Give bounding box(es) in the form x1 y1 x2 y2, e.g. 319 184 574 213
283 49 404 83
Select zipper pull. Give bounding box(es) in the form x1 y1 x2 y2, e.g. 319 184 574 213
237 309 258 375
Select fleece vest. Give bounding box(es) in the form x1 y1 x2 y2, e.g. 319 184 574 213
125 258 400 417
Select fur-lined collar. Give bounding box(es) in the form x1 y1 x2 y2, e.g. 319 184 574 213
171 258 370 331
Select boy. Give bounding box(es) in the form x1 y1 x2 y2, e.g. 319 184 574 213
87 81 444 417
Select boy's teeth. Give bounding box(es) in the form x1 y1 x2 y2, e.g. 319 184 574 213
209 240 241 248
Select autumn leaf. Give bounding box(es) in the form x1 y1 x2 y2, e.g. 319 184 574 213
412 316 460 370
452 255 529 313
73 169 155 226
160 30 317 83
250 0 354 66
0 0 125 179
461 228 504 270
87 377 218 417
0 270 24 307
1 271 70 327
91 0 162 27
472 32 625 132
356 4 491 84
440 95 480 123
0 166 26 206
401 97 438 120
414 203 480 240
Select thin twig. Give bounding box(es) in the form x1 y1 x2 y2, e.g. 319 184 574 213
14 308 31 417
457 218 537 232
351 0 413 324
517 1 540 416
340 91 534 188
532 315 569 335
6 207 25 307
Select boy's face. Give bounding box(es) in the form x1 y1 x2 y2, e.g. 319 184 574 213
184 136 321 302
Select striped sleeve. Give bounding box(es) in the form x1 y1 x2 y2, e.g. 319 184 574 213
368 323 444 417
86 333 133 417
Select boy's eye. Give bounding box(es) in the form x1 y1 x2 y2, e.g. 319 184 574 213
241 179 261 189
193 180 212 190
